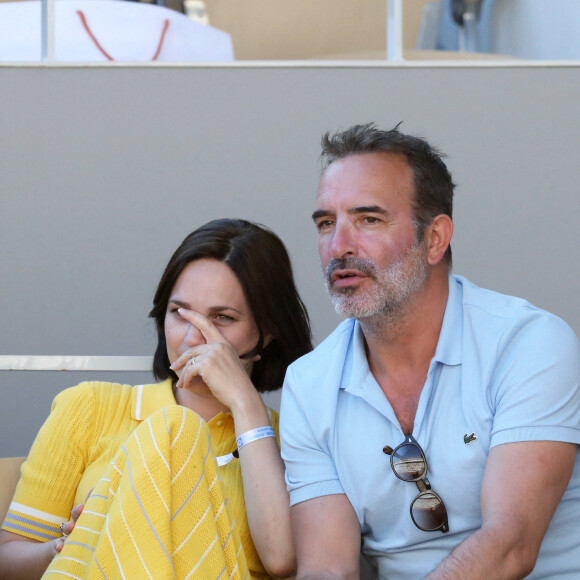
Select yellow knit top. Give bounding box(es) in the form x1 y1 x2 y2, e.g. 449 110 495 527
2 379 279 579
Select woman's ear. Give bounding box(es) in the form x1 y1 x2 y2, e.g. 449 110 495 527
425 214 453 266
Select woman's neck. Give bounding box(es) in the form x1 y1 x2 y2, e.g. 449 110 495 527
172 382 229 423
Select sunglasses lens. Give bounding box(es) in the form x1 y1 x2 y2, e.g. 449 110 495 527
392 444 426 481
411 492 447 531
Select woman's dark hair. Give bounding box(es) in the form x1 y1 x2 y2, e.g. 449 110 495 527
149 219 312 392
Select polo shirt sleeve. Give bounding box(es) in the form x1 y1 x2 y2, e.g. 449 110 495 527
280 365 345 506
489 311 580 447
1 382 97 541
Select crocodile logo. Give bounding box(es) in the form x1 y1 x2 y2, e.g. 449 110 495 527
464 432 478 445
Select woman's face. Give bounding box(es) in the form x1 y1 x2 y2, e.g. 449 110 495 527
164 258 261 375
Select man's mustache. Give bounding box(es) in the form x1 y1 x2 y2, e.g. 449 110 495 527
324 258 377 282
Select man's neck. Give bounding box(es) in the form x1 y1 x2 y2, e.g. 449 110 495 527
360 268 450 433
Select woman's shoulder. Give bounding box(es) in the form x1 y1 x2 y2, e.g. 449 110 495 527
52 381 160 417
54 380 132 404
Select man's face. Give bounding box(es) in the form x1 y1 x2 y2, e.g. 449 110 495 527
312 152 429 319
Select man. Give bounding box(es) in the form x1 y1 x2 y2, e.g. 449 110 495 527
280 123 580 579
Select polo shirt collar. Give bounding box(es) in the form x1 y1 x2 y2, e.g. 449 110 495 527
342 272 463 389
340 322 399 418
337 320 366 392
340 322 385 403
433 273 463 366
131 378 176 421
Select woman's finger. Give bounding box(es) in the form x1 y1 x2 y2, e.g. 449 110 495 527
54 537 66 553
170 309 236 376
71 503 84 523
181 356 199 388
169 309 225 375
57 502 86 543
171 349 202 373
60 521 71 537
177 308 225 343
174 354 202 389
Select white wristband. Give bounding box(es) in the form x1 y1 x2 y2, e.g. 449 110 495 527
216 426 275 467
236 426 275 451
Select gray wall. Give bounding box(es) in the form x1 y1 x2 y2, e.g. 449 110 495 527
1 64 579 458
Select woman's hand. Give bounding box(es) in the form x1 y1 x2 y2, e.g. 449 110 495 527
56 503 85 552
169 308 260 413
0 511 78 580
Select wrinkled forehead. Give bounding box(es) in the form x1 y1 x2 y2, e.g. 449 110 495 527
316 152 415 209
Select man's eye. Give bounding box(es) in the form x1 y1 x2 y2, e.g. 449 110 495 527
316 219 334 230
363 216 380 224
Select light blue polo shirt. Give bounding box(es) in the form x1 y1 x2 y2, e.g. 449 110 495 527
281 274 580 578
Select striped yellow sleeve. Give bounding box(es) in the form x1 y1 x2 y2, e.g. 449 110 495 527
2 382 98 541
2 502 64 542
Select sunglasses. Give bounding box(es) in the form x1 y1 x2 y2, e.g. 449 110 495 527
383 435 449 533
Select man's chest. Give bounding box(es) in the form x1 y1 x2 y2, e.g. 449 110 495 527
329 368 492 535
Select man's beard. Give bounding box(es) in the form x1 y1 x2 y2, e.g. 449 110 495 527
324 239 429 320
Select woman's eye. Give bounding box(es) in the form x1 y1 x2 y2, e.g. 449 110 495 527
214 314 234 322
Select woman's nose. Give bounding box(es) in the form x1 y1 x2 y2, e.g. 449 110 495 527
184 323 205 347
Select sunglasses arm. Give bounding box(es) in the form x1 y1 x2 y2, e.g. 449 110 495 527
415 477 431 493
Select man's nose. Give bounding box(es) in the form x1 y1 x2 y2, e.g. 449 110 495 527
330 221 357 259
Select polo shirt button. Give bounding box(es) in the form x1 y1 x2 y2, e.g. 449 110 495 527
216 420 223 426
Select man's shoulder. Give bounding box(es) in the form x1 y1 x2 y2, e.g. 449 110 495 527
288 318 356 372
455 274 579 349
284 319 358 401
459 275 565 322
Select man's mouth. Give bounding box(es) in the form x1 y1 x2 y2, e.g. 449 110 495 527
331 270 366 286
325 258 375 288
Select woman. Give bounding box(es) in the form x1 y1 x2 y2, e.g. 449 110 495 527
0 218 312 579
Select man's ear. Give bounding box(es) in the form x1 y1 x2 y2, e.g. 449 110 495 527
425 214 453 265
